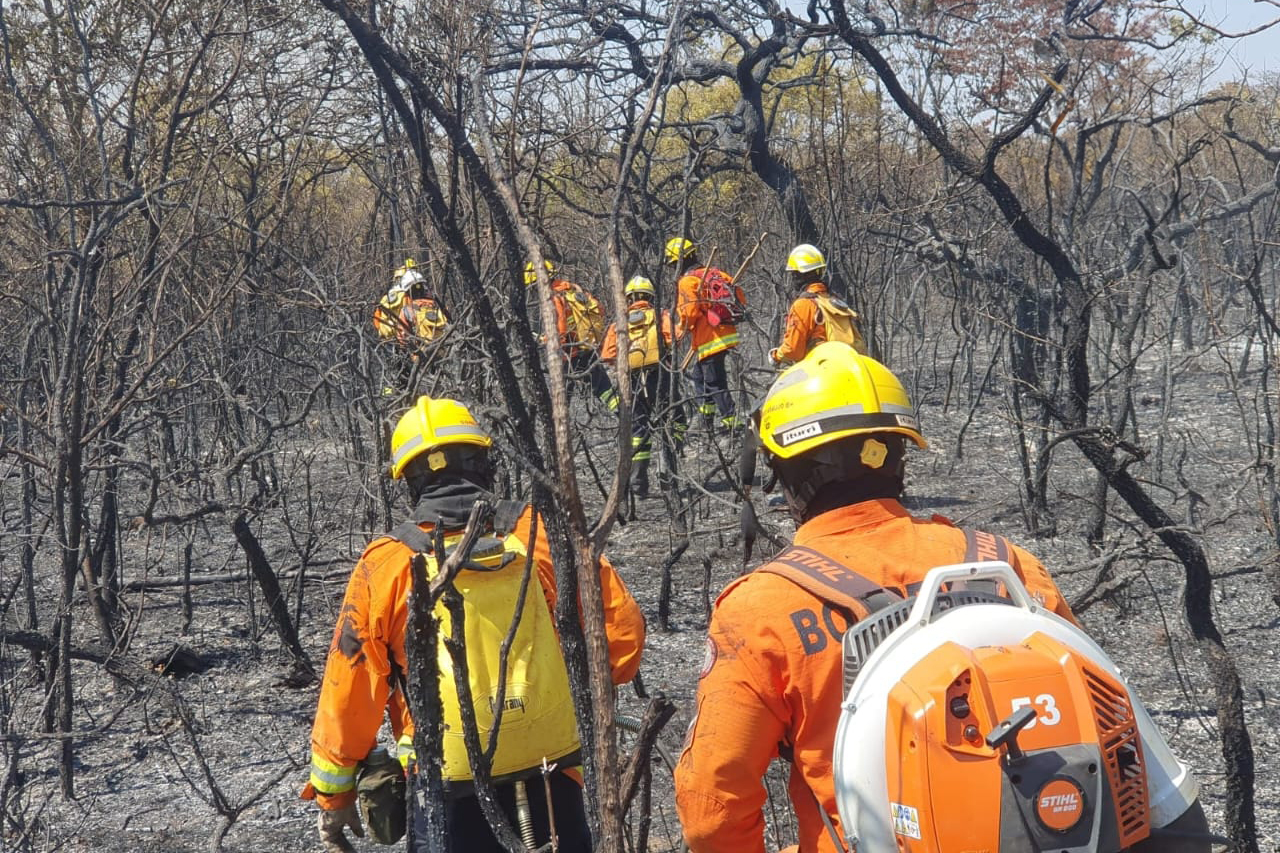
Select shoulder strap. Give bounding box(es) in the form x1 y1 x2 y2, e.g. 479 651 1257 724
956 527 1012 595
807 291 851 311
388 501 521 548
756 545 899 616
389 502 522 551
387 521 435 554
960 527 1012 564
491 500 525 538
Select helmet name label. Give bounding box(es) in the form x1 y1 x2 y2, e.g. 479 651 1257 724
779 421 822 445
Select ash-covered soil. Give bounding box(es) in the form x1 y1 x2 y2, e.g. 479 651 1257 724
6 358 1279 853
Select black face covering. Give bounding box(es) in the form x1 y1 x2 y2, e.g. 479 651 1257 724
796 473 904 523
411 477 495 529
403 445 494 522
790 269 823 291
771 434 907 523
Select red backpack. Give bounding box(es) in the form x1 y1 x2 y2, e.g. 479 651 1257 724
697 267 745 327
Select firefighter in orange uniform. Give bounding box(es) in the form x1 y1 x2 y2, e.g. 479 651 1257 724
770 244 866 366
668 237 747 431
673 344 1077 853
599 275 688 498
373 259 414 342
525 259 614 409
304 396 645 853
395 266 450 353
374 259 421 394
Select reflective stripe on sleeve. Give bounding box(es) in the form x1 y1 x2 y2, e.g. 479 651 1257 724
310 755 357 795
696 332 740 359
397 733 416 770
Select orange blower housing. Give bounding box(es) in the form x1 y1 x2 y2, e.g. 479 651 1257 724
833 562 1199 853
885 634 1149 852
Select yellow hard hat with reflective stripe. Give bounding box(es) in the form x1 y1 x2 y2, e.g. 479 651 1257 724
786 243 826 273
392 257 417 281
523 259 556 286
664 237 695 262
758 342 926 460
390 397 492 479
624 275 655 297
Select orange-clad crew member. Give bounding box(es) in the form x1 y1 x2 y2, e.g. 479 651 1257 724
374 258 427 394
770 244 865 367
372 258 415 341
599 275 688 498
524 259 615 409
396 267 450 350
673 344 1076 853
668 237 747 431
304 396 645 853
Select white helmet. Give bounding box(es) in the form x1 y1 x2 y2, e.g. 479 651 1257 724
400 268 425 289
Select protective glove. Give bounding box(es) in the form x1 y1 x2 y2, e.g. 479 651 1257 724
768 347 781 365
317 802 364 853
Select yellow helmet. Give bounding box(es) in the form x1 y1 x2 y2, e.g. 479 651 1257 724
389 397 492 479
786 243 826 273
392 257 417 281
758 342 926 461
664 237 695 263
523 259 556 286
624 275 655 298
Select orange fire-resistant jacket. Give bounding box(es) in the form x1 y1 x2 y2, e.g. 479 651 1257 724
599 299 675 365
549 279 596 351
305 505 645 810
674 498 1076 853
773 282 864 364
676 267 745 362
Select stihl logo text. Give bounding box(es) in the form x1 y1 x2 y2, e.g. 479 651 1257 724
1035 778 1085 831
1039 793 1080 811
971 531 1000 561
781 549 856 583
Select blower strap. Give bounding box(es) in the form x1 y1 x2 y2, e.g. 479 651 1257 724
756 545 901 619
759 527 1014 612
961 527 1011 563
958 528 1012 595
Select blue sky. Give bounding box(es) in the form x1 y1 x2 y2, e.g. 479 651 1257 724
1192 0 1280 80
